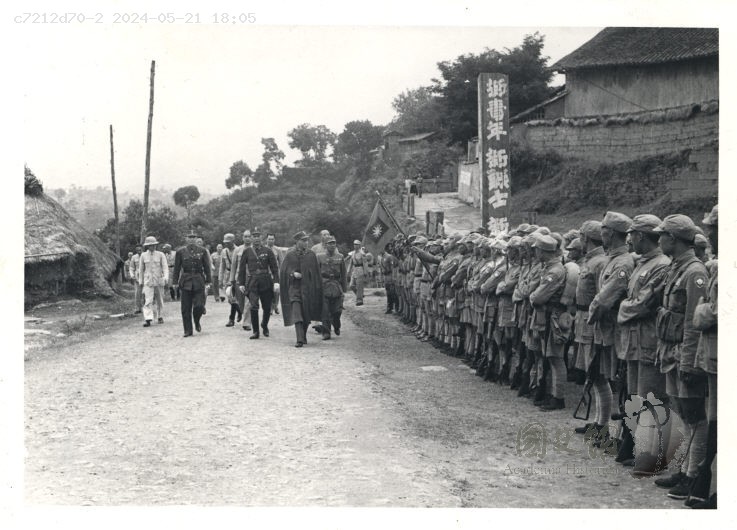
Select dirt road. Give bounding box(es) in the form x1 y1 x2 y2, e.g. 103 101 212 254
24 292 683 507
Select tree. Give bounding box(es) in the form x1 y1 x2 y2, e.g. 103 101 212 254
253 162 277 192
389 86 443 135
173 185 201 228
261 137 285 175
287 123 336 165
432 33 554 144
334 120 384 166
400 142 462 180
98 200 185 254
24 166 43 196
225 160 254 189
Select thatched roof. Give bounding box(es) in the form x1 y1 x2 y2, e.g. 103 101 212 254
25 193 121 291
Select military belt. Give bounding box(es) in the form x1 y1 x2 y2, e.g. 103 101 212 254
183 268 203 274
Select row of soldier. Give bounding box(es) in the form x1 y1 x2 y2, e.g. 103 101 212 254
379 206 717 509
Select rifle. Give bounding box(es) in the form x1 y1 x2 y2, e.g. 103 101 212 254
574 346 600 421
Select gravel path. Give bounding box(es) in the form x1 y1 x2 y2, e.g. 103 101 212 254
25 292 685 507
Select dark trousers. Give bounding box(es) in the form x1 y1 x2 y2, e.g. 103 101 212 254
322 295 343 334
248 287 273 328
385 283 398 311
180 287 205 334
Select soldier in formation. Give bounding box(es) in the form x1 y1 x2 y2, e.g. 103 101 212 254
386 204 717 509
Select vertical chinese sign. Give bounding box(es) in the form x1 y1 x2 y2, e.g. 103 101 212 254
478 73 510 234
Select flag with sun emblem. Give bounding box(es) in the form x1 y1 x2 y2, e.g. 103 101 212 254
362 198 398 256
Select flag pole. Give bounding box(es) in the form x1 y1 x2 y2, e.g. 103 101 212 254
375 190 405 235
375 190 435 280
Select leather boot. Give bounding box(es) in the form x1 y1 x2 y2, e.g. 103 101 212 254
249 311 260 339
532 379 547 405
541 397 565 411
655 471 685 489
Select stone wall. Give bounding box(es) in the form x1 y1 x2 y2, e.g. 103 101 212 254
510 101 718 200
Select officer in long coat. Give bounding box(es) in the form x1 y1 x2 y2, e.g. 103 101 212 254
173 230 212 337
279 231 323 347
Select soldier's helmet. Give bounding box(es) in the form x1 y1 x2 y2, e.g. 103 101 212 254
143 236 159 246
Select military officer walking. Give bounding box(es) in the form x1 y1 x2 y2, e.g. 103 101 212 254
173 230 212 337
237 228 279 339
317 235 348 340
347 240 369 306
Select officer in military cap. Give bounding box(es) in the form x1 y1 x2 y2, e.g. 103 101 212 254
237 228 279 339
347 239 369 306
316 235 347 339
527 234 568 409
652 214 709 500
616 214 671 466
173 229 212 337
689 204 717 508
220 233 242 327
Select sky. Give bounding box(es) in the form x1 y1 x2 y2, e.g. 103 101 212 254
21 23 603 195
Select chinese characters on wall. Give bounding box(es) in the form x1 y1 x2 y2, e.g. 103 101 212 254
478 73 511 234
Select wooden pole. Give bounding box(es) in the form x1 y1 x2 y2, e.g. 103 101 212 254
140 60 155 244
109 125 120 258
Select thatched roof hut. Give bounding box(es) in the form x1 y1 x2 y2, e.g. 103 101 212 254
25 192 122 306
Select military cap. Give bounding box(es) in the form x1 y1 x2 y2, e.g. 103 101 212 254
531 234 558 252
702 204 718 226
563 229 581 242
627 214 662 234
507 235 523 248
602 211 633 233
516 223 531 234
251 227 261 237
326 235 337 244
580 220 603 241
186 229 198 238
492 239 508 251
143 236 159 246
550 232 564 250
223 233 235 243
293 230 310 241
353 239 362 245
694 233 709 248
565 238 582 251
161 243 172 250
653 214 698 243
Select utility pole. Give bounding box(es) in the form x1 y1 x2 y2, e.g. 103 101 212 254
140 60 155 244
109 125 120 258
